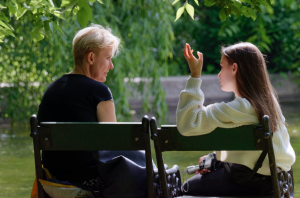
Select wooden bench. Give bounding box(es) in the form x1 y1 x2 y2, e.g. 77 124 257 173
30 114 154 198
150 115 294 198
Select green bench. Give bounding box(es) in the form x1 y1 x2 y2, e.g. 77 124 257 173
150 115 294 198
30 114 154 198
30 114 294 198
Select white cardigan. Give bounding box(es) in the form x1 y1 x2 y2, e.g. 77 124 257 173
176 77 295 175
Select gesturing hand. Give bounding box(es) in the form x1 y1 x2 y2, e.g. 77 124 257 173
183 43 203 78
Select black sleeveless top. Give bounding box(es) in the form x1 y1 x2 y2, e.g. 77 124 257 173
37 74 113 182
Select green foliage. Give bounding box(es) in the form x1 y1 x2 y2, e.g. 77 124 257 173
1 0 299 125
186 3 195 20
172 0 274 22
169 0 300 80
174 6 185 22
0 0 174 124
0 0 102 42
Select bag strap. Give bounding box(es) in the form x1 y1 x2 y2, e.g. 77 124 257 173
248 131 273 179
249 149 268 178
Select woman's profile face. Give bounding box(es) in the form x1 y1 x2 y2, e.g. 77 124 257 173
90 47 114 82
218 55 237 93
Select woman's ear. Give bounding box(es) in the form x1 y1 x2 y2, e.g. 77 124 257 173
232 63 238 75
87 52 95 65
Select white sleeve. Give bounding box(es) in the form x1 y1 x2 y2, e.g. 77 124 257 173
176 77 259 136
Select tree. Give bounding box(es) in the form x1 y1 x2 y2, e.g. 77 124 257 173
0 0 175 124
0 0 282 124
0 0 276 42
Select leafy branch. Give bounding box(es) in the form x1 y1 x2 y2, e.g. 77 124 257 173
172 0 274 22
0 0 103 42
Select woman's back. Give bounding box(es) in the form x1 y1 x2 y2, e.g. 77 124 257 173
37 74 113 182
38 74 112 122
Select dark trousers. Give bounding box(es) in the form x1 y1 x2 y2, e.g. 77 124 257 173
181 164 273 196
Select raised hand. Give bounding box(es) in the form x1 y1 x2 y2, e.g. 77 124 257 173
183 43 203 78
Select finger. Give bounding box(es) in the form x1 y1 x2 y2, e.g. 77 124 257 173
197 51 203 61
199 169 207 175
195 170 199 174
184 44 190 59
187 44 195 59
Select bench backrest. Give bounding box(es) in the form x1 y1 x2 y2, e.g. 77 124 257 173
30 114 153 198
150 115 281 198
155 124 261 151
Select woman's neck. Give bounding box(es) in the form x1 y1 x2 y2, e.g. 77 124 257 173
69 65 91 78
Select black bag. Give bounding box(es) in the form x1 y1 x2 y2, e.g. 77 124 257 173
224 163 270 183
94 151 148 198
224 150 269 184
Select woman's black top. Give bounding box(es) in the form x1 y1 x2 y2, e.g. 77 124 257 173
37 74 113 182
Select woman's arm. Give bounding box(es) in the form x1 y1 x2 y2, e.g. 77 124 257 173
97 100 117 122
176 77 259 136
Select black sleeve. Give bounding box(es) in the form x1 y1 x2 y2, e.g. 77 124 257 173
92 83 113 107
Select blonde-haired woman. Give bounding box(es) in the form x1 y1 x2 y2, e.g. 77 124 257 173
37 25 144 197
177 43 295 196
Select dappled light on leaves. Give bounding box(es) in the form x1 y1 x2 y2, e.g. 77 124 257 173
0 0 173 125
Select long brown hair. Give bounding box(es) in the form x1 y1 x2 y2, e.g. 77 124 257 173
221 42 282 132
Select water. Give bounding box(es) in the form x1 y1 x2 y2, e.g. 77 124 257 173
0 102 299 197
0 127 35 197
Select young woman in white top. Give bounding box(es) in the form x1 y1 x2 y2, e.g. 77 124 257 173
177 42 295 196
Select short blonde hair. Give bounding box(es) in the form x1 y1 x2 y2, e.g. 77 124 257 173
72 24 121 66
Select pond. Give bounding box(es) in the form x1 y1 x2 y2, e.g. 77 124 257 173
0 102 299 197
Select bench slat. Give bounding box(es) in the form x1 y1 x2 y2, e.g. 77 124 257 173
39 123 146 150
159 125 261 151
